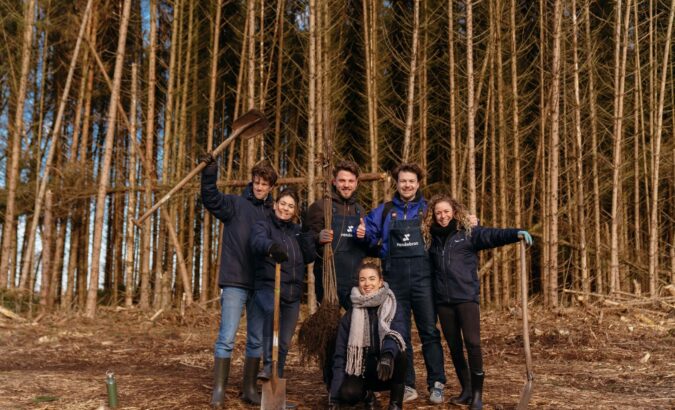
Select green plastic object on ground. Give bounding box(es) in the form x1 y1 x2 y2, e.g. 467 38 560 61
106 371 118 408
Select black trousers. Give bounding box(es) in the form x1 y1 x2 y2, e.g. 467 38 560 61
337 352 407 405
437 302 483 374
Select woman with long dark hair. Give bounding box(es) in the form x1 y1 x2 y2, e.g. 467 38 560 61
422 195 532 410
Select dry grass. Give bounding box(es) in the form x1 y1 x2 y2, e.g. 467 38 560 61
0 304 673 409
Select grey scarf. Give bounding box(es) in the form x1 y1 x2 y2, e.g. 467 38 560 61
345 282 406 376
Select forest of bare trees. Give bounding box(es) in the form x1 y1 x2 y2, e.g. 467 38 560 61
1 0 673 318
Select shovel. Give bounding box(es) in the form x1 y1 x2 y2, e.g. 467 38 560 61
261 263 287 410
516 241 534 409
133 109 269 227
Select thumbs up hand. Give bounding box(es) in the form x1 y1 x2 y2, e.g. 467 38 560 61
356 217 366 239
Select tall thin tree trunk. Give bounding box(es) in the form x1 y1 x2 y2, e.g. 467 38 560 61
125 64 139 308
610 0 632 294
402 0 420 162
510 0 523 301
548 0 563 307
448 0 457 197
85 0 133 318
140 0 158 310
648 0 674 297
0 0 36 288
308 0 317 203
584 0 603 293
202 0 223 304
571 0 589 294
466 0 476 213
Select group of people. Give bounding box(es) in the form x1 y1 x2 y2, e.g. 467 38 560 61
201 156 532 410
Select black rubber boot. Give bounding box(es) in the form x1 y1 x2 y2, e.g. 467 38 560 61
257 363 271 382
364 390 377 410
388 383 404 410
469 372 484 410
211 357 231 408
241 356 261 405
450 366 472 405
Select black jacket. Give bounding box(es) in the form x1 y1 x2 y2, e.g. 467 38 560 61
305 189 364 244
250 215 316 303
429 226 521 304
330 299 408 399
201 163 273 289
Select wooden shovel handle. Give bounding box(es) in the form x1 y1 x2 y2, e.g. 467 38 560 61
520 241 533 380
271 262 281 384
133 112 266 227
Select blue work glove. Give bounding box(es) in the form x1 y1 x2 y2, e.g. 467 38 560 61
518 230 533 246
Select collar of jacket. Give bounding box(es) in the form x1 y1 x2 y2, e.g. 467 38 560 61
243 182 274 208
271 213 297 231
392 190 423 208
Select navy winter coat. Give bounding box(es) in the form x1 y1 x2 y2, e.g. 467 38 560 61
250 215 316 304
429 226 521 304
330 298 408 399
363 192 427 259
201 163 273 289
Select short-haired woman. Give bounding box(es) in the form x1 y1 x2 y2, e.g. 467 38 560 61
329 259 408 410
422 194 532 410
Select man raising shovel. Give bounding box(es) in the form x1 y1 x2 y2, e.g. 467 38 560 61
199 113 277 407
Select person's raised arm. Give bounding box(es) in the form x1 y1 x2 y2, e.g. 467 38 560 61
200 158 237 223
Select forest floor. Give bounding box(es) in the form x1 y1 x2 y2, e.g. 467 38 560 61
1 301 673 410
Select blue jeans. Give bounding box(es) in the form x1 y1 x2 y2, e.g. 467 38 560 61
385 256 446 390
254 288 301 377
213 287 263 359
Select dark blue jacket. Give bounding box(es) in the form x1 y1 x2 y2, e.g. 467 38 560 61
201 163 273 289
363 192 427 259
429 226 520 304
330 299 408 399
250 215 316 303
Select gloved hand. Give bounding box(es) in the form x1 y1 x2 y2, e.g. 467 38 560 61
319 229 333 245
376 352 394 381
518 230 533 246
269 243 288 263
198 152 215 166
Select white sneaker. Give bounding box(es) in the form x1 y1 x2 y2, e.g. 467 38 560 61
403 386 418 402
429 381 444 404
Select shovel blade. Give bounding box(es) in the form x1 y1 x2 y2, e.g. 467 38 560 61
232 109 269 140
516 379 533 410
261 378 286 410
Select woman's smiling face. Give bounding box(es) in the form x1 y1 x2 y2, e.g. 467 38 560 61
434 200 455 227
358 267 383 296
274 194 296 221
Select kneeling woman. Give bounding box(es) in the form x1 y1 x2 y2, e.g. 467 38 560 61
422 195 532 410
250 188 315 379
329 259 408 410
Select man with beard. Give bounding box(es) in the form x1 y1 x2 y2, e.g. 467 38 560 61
306 160 371 310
